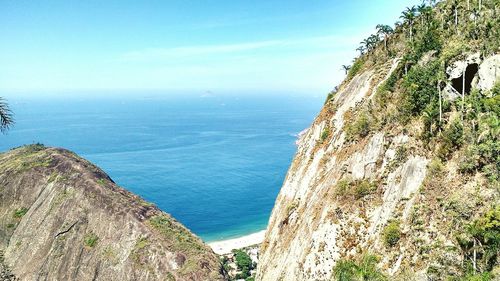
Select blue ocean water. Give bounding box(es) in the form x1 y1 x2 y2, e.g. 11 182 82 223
0 93 322 242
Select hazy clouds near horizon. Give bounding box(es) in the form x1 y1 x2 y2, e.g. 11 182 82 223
0 0 418 96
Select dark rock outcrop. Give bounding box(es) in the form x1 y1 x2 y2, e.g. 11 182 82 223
0 145 226 281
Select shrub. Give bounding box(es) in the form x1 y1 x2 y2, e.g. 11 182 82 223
467 207 500 271
321 127 330 142
482 95 500 114
394 146 408 164
382 70 399 93
375 71 400 109
13 208 28 219
335 179 376 199
148 215 205 253
423 158 447 191
457 93 499 181
285 202 298 216
459 146 481 174
427 158 445 176
335 179 351 196
233 249 254 279
103 246 119 265
440 38 469 66
325 88 338 104
382 220 401 247
357 255 387 281
483 82 499 110
438 120 464 159
345 112 371 142
408 24 442 63
402 60 440 117
456 207 500 278
84 232 99 247
482 163 499 184
458 272 493 281
353 180 376 199
386 146 409 172
347 58 364 80
421 103 441 141
220 256 231 273
332 254 386 281
332 259 358 281
23 143 45 153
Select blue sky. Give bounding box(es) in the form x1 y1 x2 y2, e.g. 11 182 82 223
0 0 418 95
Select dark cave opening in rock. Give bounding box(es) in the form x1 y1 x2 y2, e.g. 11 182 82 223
451 63 479 95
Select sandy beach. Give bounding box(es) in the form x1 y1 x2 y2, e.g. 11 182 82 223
208 230 266 255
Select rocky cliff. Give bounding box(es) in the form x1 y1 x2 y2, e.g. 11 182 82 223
0 145 226 281
257 1 499 280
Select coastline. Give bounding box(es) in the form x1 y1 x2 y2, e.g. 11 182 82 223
208 230 266 255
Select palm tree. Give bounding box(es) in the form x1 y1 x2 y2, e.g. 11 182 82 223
462 66 466 120
369 35 378 50
437 80 443 127
369 34 380 44
417 3 427 25
426 0 437 7
422 106 438 135
360 39 371 53
356 46 366 55
0 97 14 133
417 3 433 31
362 34 380 53
376 24 394 51
341 65 351 75
451 0 466 34
400 6 417 42
360 39 370 51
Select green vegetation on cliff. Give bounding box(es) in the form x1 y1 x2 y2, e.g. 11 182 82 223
332 254 386 281
232 249 255 280
328 0 499 280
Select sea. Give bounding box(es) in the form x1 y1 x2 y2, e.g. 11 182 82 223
0 92 322 242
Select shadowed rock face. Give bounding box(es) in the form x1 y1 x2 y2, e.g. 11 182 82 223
0 145 226 281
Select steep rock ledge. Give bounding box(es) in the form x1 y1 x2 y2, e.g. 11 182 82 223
257 59 409 281
257 50 499 280
0 145 226 281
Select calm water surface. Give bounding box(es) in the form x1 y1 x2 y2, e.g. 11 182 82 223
0 93 322 241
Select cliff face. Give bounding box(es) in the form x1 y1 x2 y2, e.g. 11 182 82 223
0 145 226 281
257 1 499 280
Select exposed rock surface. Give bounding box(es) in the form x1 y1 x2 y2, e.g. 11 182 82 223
256 59 424 281
446 53 481 79
256 50 499 280
444 53 500 100
0 145 226 281
478 54 500 93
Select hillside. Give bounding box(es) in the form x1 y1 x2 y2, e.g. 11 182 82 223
0 145 226 281
257 0 499 280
